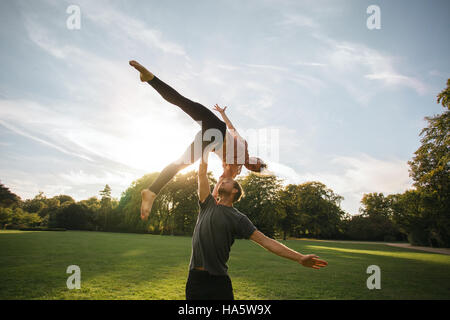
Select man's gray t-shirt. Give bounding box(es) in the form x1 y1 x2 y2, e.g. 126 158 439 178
189 194 257 276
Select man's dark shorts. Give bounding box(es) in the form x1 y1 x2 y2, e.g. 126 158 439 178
185 269 234 300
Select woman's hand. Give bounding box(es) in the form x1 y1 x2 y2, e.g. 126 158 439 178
213 104 227 114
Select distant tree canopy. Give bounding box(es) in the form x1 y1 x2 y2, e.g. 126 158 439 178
0 182 21 208
346 193 403 242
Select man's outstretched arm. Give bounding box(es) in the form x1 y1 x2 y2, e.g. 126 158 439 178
250 230 328 269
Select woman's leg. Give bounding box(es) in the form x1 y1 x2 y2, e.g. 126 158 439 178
140 137 199 220
148 132 202 194
130 60 227 155
147 76 227 145
130 60 225 132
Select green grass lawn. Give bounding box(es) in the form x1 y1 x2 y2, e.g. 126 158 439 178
0 230 449 300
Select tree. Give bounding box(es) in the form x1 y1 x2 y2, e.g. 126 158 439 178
99 185 112 230
0 182 21 208
22 192 47 214
53 195 75 205
49 202 94 230
115 173 167 233
405 79 450 247
294 182 345 239
359 193 391 217
1 207 41 228
235 173 284 237
160 171 204 235
437 78 450 110
79 196 102 230
352 193 402 241
0 207 13 228
389 190 429 245
114 170 214 235
277 184 302 240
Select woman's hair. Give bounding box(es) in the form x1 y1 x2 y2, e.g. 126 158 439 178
244 157 267 173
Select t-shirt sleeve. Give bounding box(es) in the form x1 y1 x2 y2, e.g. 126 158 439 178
235 214 257 239
198 194 216 211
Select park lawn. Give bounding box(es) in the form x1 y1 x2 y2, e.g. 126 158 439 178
0 230 449 300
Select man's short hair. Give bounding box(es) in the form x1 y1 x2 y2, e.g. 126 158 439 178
232 180 244 202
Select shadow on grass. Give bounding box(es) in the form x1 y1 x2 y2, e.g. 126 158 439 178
305 245 450 265
0 231 192 299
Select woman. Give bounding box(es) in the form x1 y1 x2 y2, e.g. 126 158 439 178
129 60 266 220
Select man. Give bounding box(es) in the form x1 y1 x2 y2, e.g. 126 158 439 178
186 154 328 300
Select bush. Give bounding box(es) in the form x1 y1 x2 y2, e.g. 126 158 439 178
18 227 66 231
383 235 397 242
345 214 402 241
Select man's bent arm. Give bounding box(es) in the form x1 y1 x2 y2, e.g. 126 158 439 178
212 175 224 201
250 230 328 269
198 158 211 203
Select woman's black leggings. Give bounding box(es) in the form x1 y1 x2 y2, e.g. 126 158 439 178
147 76 227 195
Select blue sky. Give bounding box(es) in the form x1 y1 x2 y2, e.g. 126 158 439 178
0 0 449 215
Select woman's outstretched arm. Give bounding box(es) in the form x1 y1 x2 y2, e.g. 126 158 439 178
213 104 242 138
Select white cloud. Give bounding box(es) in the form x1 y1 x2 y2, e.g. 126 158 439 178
364 73 428 95
60 169 135 188
270 153 413 215
245 63 289 72
294 62 327 67
0 116 93 162
278 13 318 28
59 0 188 58
288 74 327 95
17 8 202 172
321 39 429 98
1 169 74 201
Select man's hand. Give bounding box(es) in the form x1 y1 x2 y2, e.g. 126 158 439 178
213 104 227 114
298 255 328 270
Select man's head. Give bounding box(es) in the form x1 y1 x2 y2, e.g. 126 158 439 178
218 177 243 202
244 157 267 173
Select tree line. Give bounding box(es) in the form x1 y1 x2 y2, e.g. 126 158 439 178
1 80 448 247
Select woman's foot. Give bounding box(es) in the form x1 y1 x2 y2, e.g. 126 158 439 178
140 189 157 221
129 60 155 82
